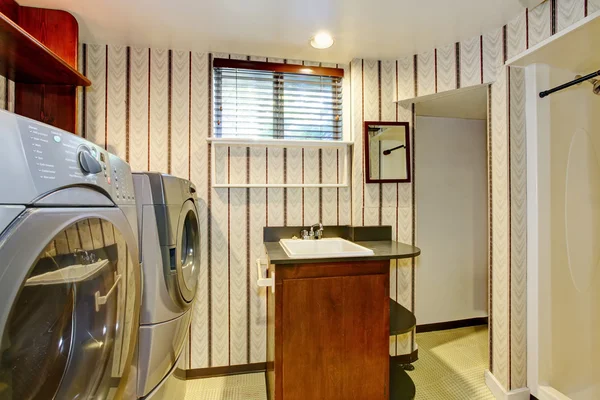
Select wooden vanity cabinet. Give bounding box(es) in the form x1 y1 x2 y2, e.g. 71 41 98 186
266 260 390 400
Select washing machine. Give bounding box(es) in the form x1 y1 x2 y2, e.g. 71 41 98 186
133 172 200 399
0 110 142 399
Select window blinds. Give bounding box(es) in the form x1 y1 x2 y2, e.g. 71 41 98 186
213 61 343 140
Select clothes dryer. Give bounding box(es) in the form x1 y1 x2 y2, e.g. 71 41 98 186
133 173 200 398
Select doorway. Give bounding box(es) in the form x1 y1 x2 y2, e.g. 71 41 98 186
409 85 492 399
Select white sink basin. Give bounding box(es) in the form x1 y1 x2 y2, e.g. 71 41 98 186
279 238 375 259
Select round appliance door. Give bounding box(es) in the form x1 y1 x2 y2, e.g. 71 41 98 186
176 199 200 303
0 208 141 400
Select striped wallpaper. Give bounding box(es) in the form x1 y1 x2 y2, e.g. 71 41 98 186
0 0 597 394
349 59 416 357
350 0 596 393
76 48 355 369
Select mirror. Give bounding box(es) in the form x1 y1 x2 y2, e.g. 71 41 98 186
364 121 411 183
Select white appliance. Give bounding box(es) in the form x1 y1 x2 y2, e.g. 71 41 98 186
0 109 142 399
133 172 200 399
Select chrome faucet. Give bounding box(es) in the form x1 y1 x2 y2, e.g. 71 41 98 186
301 223 324 240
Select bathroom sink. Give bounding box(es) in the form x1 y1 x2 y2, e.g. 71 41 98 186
279 238 375 259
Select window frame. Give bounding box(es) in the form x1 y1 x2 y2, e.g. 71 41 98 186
212 58 345 142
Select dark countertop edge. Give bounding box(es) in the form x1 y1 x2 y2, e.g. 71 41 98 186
354 241 422 259
263 225 393 242
264 240 421 265
267 254 420 265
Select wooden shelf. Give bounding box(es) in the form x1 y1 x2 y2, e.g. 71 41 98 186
0 11 90 86
390 299 416 336
390 358 416 400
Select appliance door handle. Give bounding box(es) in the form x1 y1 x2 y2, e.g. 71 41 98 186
95 272 122 312
256 258 275 293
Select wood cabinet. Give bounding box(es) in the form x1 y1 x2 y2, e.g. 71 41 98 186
0 0 90 132
267 260 390 400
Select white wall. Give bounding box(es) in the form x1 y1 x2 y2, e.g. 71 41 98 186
415 116 488 325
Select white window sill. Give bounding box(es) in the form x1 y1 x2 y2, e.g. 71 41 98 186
206 137 353 148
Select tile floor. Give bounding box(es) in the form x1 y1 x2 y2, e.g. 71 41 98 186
184 325 492 400
185 372 267 400
410 326 493 399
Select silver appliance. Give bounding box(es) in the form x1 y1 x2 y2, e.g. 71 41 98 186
133 172 200 399
0 110 142 399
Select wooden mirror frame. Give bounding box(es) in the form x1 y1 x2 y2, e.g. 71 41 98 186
364 121 411 184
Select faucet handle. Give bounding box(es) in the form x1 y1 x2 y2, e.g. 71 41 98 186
300 229 311 240
311 223 324 240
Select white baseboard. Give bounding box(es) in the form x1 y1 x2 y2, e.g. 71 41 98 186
538 386 572 400
485 370 531 400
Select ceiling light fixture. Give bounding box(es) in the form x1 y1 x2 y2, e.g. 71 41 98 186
310 32 334 49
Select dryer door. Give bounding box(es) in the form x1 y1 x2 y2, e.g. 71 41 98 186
0 208 141 400
175 199 200 303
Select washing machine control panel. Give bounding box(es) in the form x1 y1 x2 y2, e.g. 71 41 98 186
77 146 103 174
16 116 135 206
108 153 135 204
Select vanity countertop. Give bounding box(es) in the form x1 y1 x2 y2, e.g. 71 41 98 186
264 239 421 265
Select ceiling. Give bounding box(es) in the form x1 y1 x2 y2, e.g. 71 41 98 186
19 0 524 63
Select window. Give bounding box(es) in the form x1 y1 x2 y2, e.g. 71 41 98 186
213 59 344 140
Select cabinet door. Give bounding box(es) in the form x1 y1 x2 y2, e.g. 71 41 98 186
281 273 389 400
342 274 389 399
282 277 344 400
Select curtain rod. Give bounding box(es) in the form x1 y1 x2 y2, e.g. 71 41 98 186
539 69 600 98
